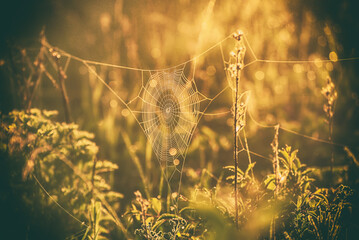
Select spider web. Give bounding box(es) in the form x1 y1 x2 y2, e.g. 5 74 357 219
142 71 197 157
75 57 230 198
134 67 201 189
37 32 359 236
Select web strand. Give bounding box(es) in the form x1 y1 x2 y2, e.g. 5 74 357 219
246 104 349 148
43 33 233 72
33 174 89 228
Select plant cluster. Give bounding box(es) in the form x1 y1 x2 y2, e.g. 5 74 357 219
0 109 123 239
0 102 356 240
223 145 355 239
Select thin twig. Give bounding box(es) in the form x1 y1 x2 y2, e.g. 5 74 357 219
55 55 72 123
329 112 334 178
91 157 98 199
243 129 254 179
27 44 46 110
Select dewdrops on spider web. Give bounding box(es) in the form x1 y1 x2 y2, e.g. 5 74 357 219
173 159 180 166
138 68 201 178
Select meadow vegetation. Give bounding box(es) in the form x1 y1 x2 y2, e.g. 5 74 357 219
0 0 358 239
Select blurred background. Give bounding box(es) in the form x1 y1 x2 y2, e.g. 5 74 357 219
0 0 359 239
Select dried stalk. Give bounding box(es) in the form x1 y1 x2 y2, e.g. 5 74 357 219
26 46 45 110
229 30 246 229
56 59 72 123
271 124 280 240
91 157 98 199
243 128 254 179
45 43 72 123
272 125 280 194
233 56 239 229
321 76 337 179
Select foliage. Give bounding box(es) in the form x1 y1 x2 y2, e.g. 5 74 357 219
123 189 238 240
0 109 123 239
222 145 356 239
292 185 353 240
0 109 356 239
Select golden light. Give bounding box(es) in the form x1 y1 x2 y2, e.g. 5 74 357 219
110 99 118 108
173 159 180 166
169 147 178 156
329 51 338 62
121 109 130 117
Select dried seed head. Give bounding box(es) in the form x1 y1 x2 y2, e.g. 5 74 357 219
233 30 243 41
321 76 337 119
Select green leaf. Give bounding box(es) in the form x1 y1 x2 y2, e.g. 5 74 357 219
264 176 275 190
152 219 166 231
151 198 162 215
245 162 256 176
224 165 244 175
106 191 124 199
157 213 183 222
81 226 91 240
178 207 195 214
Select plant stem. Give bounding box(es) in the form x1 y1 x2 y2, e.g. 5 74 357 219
27 47 45 110
91 157 98 199
273 125 280 193
56 60 72 123
121 131 150 199
233 52 240 229
271 124 279 240
329 116 334 179
243 129 254 179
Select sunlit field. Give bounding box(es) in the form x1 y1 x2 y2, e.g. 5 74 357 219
1 0 359 239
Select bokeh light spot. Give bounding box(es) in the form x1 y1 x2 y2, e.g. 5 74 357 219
255 71 265 80
329 51 338 62
150 80 157 88
314 59 323 68
121 109 130 117
326 62 334 71
100 13 111 33
307 71 316 81
169 147 177 156
151 48 161 59
293 64 303 73
206 65 216 76
110 99 118 108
